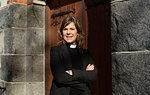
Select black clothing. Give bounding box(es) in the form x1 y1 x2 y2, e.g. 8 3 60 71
50 44 97 95
67 44 83 95
66 44 83 70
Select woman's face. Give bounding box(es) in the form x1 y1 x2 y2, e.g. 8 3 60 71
63 22 78 44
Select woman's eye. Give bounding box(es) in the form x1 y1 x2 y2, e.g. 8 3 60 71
70 28 75 30
63 28 67 31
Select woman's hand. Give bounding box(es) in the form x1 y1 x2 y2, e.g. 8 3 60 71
68 70 73 75
66 70 73 75
86 64 95 71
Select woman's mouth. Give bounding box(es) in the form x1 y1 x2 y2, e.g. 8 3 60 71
66 36 73 39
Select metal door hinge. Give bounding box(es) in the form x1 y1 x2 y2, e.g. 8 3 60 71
51 8 76 19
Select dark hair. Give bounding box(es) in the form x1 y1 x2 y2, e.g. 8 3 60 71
58 16 85 49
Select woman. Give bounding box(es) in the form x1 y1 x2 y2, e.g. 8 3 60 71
50 16 97 95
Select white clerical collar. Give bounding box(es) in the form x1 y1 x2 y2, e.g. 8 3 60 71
70 44 77 48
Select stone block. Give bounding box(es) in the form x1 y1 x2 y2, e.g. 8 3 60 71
26 56 43 82
26 82 43 95
1 56 26 82
5 83 25 95
26 29 43 54
0 3 27 29
0 31 4 54
4 29 26 54
112 53 150 95
0 82 5 95
111 0 150 52
27 4 45 28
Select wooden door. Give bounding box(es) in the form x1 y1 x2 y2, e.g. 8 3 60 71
45 0 88 95
85 0 111 95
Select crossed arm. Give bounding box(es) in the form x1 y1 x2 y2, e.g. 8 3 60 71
50 47 97 86
67 64 95 75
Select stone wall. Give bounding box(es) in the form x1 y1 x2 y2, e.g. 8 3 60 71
111 0 150 95
0 3 45 95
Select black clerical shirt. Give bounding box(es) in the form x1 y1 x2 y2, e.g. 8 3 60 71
66 44 84 95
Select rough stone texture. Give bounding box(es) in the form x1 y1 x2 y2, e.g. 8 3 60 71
111 0 150 52
5 83 25 95
0 3 27 29
0 3 45 95
26 56 43 82
26 29 43 54
111 0 150 95
0 31 4 54
4 29 26 54
112 53 150 95
0 82 5 95
1 56 26 82
26 82 43 95
27 4 45 28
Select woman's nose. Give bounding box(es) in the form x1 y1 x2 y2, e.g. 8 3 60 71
67 30 70 34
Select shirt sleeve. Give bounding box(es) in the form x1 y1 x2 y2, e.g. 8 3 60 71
72 50 98 82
